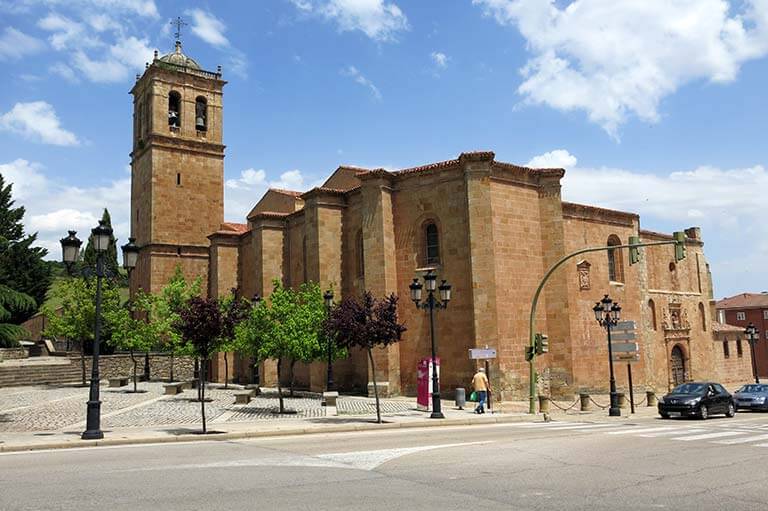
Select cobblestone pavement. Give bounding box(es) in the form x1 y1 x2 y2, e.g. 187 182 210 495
0 383 428 433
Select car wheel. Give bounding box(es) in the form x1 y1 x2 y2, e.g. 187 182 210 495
699 404 709 420
660 412 669 419
726 402 736 417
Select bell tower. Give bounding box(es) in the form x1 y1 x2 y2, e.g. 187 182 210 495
129 38 226 294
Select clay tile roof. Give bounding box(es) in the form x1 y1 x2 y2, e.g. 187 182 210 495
269 188 303 197
716 293 768 310
711 322 744 333
219 222 249 233
392 158 460 176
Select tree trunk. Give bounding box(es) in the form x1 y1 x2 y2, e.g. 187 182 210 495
195 357 201 401
224 352 229 389
277 358 285 414
130 350 138 393
80 342 86 386
289 359 296 397
200 357 207 434
169 353 174 382
368 348 381 424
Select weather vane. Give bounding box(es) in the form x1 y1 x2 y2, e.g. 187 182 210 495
171 16 187 42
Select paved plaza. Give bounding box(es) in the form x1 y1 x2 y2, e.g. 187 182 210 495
0 382 424 434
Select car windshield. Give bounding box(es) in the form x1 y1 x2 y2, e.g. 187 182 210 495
738 384 768 393
671 383 706 394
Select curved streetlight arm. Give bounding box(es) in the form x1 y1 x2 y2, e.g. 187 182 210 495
528 239 679 414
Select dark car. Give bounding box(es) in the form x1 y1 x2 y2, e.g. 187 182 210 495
733 384 768 411
658 382 736 419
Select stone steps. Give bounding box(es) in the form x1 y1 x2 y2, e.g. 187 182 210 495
0 362 84 387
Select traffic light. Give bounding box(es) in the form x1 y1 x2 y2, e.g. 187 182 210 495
525 346 534 362
673 231 686 262
535 333 549 355
628 235 641 265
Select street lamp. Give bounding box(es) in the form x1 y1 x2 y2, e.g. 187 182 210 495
593 294 622 417
745 323 760 384
250 293 261 386
324 290 335 391
60 220 113 440
409 271 451 419
121 238 147 380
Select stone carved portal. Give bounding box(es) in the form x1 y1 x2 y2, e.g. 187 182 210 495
576 260 591 291
663 300 692 388
670 345 686 386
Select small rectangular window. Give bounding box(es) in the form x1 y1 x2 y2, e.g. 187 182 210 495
723 340 730 358
763 310 768 320
176 173 181 186
765 330 768 340
737 339 743 357
736 311 746 321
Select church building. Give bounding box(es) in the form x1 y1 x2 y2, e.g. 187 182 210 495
129 42 754 400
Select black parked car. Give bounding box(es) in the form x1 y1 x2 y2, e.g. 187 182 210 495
658 382 736 420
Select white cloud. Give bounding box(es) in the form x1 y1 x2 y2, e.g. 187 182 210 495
341 65 382 100
0 27 45 61
526 149 577 169
271 169 304 190
49 62 79 82
526 148 768 296
38 13 101 50
0 158 131 258
224 167 309 220
72 50 129 82
225 168 267 189
0 101 79 146
473 0 768 137
109 35 154 70
431 51 449 69
292 0 409 42
187 9 229 47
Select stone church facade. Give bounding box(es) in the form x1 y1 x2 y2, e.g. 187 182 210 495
129 44 753 400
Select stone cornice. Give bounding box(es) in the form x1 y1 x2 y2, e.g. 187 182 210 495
562 202 638 228
131 133 225 160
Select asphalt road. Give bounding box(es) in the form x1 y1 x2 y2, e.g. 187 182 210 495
2 413 768 511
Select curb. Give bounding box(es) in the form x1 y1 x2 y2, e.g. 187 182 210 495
0 414 535 454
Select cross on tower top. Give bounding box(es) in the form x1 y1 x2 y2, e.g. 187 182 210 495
171 16 187 42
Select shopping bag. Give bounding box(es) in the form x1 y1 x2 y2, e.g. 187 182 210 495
469 391 478 402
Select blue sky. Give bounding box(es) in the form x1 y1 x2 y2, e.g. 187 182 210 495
1 0 767 299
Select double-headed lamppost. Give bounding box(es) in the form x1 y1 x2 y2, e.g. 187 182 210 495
120 238 142 376
593 294 622 417
324 290 335 391
745 323 760 384
409 271 452 419
60 221 113 440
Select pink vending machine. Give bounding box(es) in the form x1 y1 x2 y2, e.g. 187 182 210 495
417 357 440 411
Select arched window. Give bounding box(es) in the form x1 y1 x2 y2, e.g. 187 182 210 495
698 302 707 331
356 230 365 278
195 96 207 131
425 222 440 265
168 91 181 128
737 338 743 357
607 235 624 282
648 299 657 331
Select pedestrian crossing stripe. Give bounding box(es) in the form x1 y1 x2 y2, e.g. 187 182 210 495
671 431 747 441
713 433 768 444
637 428 707 437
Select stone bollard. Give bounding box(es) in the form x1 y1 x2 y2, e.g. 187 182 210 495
618 392 628 409
646 391 657 407
538 395 550 414
579 393 591 412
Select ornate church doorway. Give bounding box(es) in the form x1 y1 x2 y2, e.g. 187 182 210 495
671 345 686 386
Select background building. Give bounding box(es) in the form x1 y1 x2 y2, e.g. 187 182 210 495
130 44 754 399
716 293 768 378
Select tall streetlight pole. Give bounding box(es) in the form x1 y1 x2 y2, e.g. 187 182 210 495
61 220 113 440
121 238 142 378
409 271 452 419
593 294 622 417
324 290 335 391
250 294 261 386
745 323 760 384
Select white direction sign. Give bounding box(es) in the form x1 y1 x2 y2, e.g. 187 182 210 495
612 342 638 353
469 348 497 360
611 332 636 341
616 321 636 331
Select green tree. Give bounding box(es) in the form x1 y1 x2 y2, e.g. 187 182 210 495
0 175 53 323
104 299 158 392
236 281 327 413
325 292 406 423
0 284 35 347
43 277 123 385
82 209 120 280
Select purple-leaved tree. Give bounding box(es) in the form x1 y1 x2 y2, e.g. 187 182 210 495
325 292 406 423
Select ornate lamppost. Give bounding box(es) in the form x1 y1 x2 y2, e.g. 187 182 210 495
409 271 451 419
250 293 261 386
745 323 760 384
324 290 335 391
60 220 114 440
593 294 622 417
120 238 144 378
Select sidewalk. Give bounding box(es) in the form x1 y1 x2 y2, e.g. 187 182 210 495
0 382 660 453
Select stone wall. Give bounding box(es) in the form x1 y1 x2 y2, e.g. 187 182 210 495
72 353 195 381
0 347 29 361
